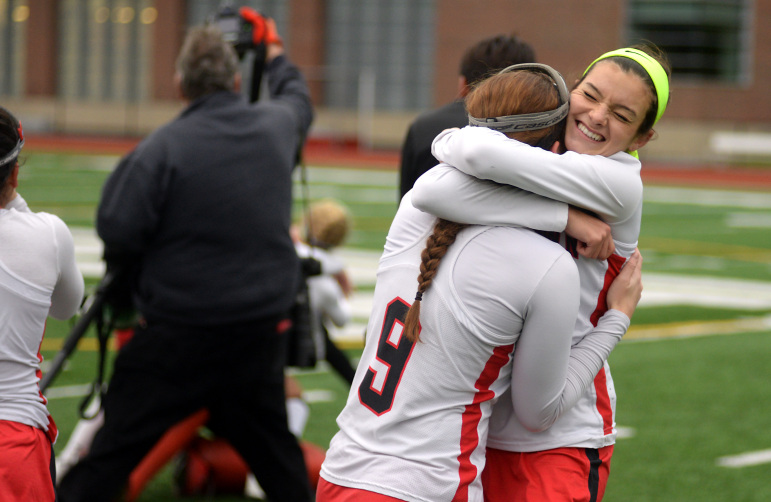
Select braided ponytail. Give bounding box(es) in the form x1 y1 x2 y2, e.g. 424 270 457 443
403 219 468 342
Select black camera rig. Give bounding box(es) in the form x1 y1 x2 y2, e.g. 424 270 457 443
212 3 255 59
211 2 267 103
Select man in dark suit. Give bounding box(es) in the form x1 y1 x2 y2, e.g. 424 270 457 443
398 34 536 199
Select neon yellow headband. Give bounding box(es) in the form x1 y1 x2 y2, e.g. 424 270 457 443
584 48 669 125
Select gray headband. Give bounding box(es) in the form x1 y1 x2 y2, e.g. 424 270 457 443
0 140 23 168
468 63 570 132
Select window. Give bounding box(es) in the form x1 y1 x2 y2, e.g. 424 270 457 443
324 0 435 110
627 0 751 83
0 0 28 96
58 0 156 101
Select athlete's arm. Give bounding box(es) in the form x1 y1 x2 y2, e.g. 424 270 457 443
314 278 351 328
49 216 85 320
511 252 639 432
411 165 568 231
431 126 643 223
412 165 615 259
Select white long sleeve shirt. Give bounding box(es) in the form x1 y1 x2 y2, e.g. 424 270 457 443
411 126 643 450
0 194 84 437
320 193 630 501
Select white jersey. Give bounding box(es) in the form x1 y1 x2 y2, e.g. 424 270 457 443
0 194 84 436
320 193 630 501
416 125 643 450
294 242 351 361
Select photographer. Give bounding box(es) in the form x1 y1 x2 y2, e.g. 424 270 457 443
58 12 314 502
0 105 84 501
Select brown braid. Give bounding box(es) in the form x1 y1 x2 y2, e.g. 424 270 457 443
403 219 468 342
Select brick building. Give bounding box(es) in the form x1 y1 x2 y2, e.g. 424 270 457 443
1 0 769 163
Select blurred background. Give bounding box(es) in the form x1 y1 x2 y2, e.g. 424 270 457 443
5 2 770 500
1 0 770 165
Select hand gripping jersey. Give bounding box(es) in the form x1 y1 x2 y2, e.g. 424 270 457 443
415 125 644 450
319 193 630 501
0 195 84 438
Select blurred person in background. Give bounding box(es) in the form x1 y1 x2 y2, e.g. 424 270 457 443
413 44 671 501
398 33 536 199
57 13 314 502
292 198 356 385
0 105 84 501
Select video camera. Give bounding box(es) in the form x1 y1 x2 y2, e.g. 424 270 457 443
211 3 255 58
210 3 269 102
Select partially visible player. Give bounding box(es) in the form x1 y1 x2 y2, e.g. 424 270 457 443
293 198 356 384
317 64 643 502
0 105 84 501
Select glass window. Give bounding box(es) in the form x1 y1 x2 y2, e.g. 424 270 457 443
58 0 155 101
324 0 435 110
627 0 751 83
0 0 28 96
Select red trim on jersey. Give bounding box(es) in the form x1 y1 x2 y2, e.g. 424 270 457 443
316 477 405 501
589 254 625 327
588 254 626 436
35 322 59 443
593 369 613 436
453 344 514 502
36 322 48 406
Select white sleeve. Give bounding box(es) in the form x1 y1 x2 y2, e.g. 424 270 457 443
510 258 629 433
312 277 351 328
411 164 568 231
431 127 643 223
49 217 85 320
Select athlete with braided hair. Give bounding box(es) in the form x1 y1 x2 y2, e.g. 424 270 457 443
414 44 671 501
317 64 643 502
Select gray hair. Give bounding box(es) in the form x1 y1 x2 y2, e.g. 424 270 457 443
176 25 239 100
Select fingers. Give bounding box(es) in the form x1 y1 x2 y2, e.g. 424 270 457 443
623 248 642 275
239 7 267 46
606 249 644 318
264 17 282 46
577 237 616 260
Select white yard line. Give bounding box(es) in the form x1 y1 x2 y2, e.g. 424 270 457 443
716 449 771 468
71 228 771 347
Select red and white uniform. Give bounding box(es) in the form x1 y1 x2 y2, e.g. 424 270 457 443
0 194 84 435
319 192 630 502
416 125 643 451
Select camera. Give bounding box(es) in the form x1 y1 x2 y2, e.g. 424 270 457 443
286 257 323 368
212 4 255 58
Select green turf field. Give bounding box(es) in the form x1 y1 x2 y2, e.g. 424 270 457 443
22 151 771 501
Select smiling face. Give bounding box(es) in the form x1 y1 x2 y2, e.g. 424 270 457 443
565 61 654 157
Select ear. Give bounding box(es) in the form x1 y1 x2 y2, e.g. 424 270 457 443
549 141 561 154
457 76 469 98
628 129 654 152
173 72 184 99
9 164 19 189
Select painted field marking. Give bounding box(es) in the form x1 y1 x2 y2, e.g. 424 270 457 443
616 426 636 439
43 384 93 399
716 449 771 468
641 236 771 265
625 316 771 342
